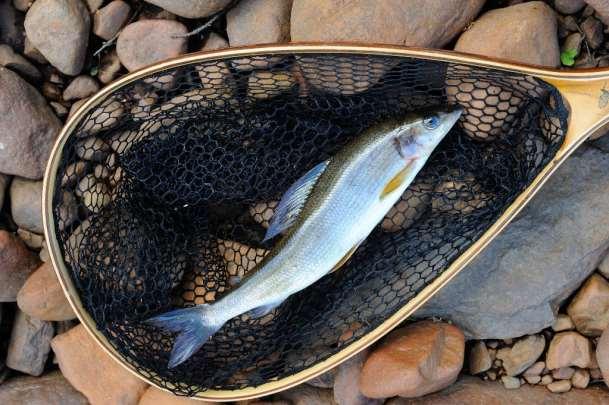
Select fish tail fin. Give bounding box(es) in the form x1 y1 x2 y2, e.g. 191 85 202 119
146 304 224 368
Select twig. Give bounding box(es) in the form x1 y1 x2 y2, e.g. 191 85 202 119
172 14 220 38
93 32 120 57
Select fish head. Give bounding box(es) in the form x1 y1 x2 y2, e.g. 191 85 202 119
393 105 464 160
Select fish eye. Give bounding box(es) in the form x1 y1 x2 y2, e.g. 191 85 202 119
422 115 440 130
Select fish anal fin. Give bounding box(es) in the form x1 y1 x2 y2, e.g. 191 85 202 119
263 160 329 241
380 158 418 200
329 240 364 274
248 299 284 319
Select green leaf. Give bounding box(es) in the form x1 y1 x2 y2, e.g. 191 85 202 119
560 49 578 67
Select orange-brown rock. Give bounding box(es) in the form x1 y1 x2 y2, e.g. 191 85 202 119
545 331 593 370
139 386 214 404
359 321 464 398
17 261 76 321
52 324 148 404
567 273 609 336
0 230 41 302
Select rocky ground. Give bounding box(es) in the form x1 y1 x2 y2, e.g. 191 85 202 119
2 0 609 404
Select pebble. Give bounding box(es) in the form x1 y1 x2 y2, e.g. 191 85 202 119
567 273 609 336
581 16 604 49
0 230 41 302
553 314 576 332
139 386 214 404
52 324 148 404
63 75 99 101
116 19 187 71
98 50 122 84
546 379 572 393
0 67 61 179
24 0 90 75
524 375 541 384
596 326 609 388
562 32 584 56
554 0 587 14
6 308 54 376
333 350 381 405
469 341 492 374
562 15 580 32
590 367 603 380
359 321 464 398
0 44 41 81
10 177 43 233
501 375 521 389
16 229 43 249
571 368 590 389
455 1 560 67
49 101 68 118
17 261 76 321
552 367 575 380
93 0 130 40
143 0 232 19
523 361 546 377
278 385 335 405
0 371 87 405
546 331 593 369
540 374 554 385
42 81 61 101
496 334 545 376
12 0 33 12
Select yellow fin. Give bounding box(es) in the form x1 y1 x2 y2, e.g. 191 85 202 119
329 243 361 274
380 160 416 199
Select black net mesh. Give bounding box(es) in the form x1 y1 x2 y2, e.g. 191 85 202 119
50 51 568 395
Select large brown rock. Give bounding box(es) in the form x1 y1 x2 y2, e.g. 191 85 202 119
455 1 560 67
0 67 61 179
228 0 292 45
52 324 148 405
24 0 90 75
546 331 593 369
139 386 214 404
17 262 76 321
567 273 609 336
0 230 41 302
6 309 54 376
10 177 43 233
143 0 232 18
291 0 483 47
386 376 609 404
0 371 88 405
93 0 131 41
359 321 464 398
116 19 188 71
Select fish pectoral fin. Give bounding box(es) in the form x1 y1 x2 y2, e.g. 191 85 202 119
248 299 284 319
329 240 364 274
263 160 330 242
380 158 418 200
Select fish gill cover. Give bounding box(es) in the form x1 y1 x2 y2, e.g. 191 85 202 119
51 52 567 395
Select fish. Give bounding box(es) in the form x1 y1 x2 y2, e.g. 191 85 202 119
147 105 464 368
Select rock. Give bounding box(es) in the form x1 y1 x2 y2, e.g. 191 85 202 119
546 379 572 393
39 243 50 262
454 2 560 67
386 376 609 404
279 385 336 405
496 335 545 376
292 0 483 47
10 178 43 233
562 32 584 56
0 44 41 81
546 331 593 369
334 350 381 405
468 341 492 374
552 367 575 380
228 0 291 46
572 368 590 389
524 375 541 384
143 0 232 18
0 230 41 302
50 101 68 118
6 309 54 376
98 50 122 84
359 321 464 398
540 374 554 385
307 369 336 389
553 314 575 332
500 375 520 389
0 1 25 52
23 37 47 64
0 174 9 208
599 252 609 278
24 0 90 75
63 75 99 101
13 0 33 12
555 0 587 14
591 367 603 380
52 324 148 404
116 19 187 71
93 0 130 41
596 326 609 388
86 0 103 13
0 67 61 179
581 16 604 49
0 371 87 404
17 262 76 321
139 386 214 404
567 273 609 336
16 229 43 249
523 361 545 377
417 146 609 339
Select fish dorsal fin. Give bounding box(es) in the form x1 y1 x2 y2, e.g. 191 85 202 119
263 160 329 242
328 239 364 274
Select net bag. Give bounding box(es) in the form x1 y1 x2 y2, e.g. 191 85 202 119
45 46 568 397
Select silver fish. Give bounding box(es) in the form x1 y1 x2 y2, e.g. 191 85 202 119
148 106 463 368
